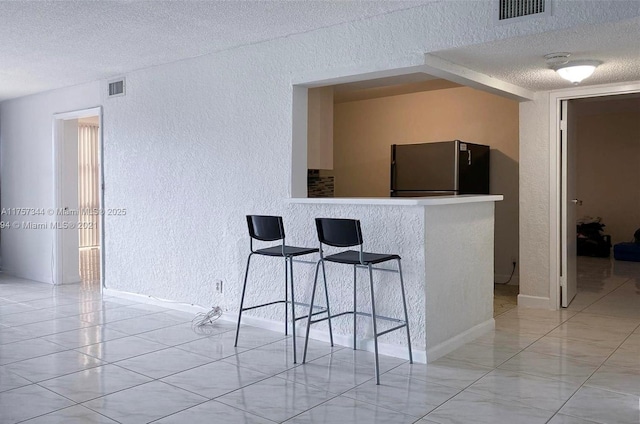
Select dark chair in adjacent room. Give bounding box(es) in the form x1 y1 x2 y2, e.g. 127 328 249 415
234 215 331 363
302 218 413 384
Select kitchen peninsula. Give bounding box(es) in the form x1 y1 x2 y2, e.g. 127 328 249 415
287 194 503 363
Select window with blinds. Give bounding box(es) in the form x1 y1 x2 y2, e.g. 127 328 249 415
78 123 100 248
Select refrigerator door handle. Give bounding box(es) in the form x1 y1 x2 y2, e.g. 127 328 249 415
390 160 396 190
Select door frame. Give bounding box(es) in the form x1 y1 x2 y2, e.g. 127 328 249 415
52 106 104 290
548 82 640 309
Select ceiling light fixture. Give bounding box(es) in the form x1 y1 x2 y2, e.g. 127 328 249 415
544 53 601 84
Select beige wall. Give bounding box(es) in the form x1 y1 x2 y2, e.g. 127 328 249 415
333 86 519 280
576 110 640 245
307 86 334 170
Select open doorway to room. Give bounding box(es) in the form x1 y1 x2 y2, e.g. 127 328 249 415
53 107 104 291
77 116 102 288
304 75 521 317
560 93 640 310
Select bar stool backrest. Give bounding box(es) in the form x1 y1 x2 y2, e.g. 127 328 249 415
247 215 285 241
315 218 363 247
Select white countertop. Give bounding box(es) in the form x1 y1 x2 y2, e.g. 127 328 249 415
287 195 503 206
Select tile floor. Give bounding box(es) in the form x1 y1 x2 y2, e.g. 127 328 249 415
79 247 101 289
0 256 639 423
493 284 518 317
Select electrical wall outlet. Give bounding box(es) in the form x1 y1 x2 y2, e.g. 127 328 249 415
215 280 223 294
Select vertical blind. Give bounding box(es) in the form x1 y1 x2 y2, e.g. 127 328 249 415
78 123 100 248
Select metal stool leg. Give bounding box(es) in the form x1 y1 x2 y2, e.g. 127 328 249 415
234 253 253 347
368 264 380 385
288 257 298 363
353 264 357 350
302 260 322 363
397 259 413 364
320 260 334 347
284 258 288 336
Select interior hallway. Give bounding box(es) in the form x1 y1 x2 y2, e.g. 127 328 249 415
0 256 638 423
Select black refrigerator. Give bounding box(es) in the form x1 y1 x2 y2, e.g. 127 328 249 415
390 140 490 197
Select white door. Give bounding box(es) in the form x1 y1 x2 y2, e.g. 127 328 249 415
61 119 81 284
561 99 578 307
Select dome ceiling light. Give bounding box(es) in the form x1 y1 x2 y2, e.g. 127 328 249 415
545 52 600 84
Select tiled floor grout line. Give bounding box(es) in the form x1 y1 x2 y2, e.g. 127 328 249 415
563 275 631 314
167 339 407 423
146 398 280 424
442 291 638 424
3 257 639 424
542 277 640 424
541 338 632 424
18 384 118 424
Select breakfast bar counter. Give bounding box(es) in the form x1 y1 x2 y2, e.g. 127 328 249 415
285 195 503 363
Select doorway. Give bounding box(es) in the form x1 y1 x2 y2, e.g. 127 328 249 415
551 83 640 309
52 107 104 290
77 116 101 288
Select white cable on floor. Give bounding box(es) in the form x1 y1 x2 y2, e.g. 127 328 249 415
191 306 223 330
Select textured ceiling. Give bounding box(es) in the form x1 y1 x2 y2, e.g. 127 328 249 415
0 0 430 101
432 18 640 91
3 3 639 102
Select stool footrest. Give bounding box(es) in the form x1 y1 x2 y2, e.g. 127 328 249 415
241 300 285 312
354 264 399 273
350 310 405 324
294 309 326 321
308 310 406 327
376 323 407 338
242 300 328 313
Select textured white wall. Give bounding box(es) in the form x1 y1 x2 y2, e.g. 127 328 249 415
285 203 425 350
0 82 101 282
519 93 551 301
1 2 639 307
424 202 495 351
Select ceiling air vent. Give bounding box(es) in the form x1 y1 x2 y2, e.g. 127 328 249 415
108 78 125 98
497 0 550 22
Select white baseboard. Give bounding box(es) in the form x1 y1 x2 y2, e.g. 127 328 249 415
0 269 54 285
103 287 427 363
426 318 495 362
221 312 426 364
102 288 211 315
517 294 551 309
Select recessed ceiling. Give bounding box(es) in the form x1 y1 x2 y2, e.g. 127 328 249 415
333 73 439 92
333 76 462 103
0 0 430 102
432 18 640 91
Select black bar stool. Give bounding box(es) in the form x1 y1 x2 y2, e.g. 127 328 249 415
234 215 333 363
302 218 413 384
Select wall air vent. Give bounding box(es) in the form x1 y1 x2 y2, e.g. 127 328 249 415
108 78 125 98
497 0 549 22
